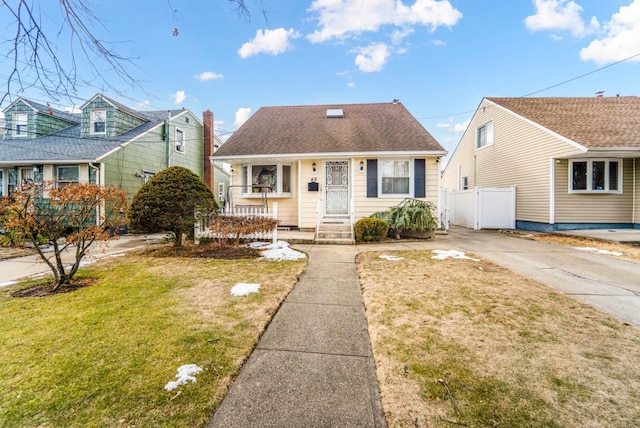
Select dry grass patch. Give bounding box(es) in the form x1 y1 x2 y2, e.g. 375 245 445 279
506 231 640 263
357 250 640 427
0 248 306 427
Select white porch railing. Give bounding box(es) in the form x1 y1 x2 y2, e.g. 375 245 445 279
349 198 355 241
195 202 279 244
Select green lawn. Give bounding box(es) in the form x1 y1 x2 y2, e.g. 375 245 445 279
0 251 305 427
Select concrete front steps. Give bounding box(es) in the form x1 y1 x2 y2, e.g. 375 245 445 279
315 217 355 245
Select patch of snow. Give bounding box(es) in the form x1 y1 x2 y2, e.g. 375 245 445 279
250 241 306 261
431 249 479 262
164 364 203 392
231 283 260 296
0 281 18 288
573 247 623 257
379 255 405 261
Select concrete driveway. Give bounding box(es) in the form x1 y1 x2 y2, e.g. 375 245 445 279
359 227 640 328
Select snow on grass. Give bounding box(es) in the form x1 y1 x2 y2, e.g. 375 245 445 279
431 249 480 262
0 280 18 288
231 283 260 296
164 364 203 391
573 247 623 257
248 241 306 261
379 255 405 261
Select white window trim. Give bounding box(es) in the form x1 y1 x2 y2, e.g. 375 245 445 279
218 182 225 199
378 159 413 198
175 128 185 153
475 120 494 150
569 158 622 194
90 109 107 135
14 112 28 138
240 163 293 198
56 165 80 188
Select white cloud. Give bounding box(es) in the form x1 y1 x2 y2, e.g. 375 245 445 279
451 119 471 134
391 27 415 45
430 39 446 46
63 106 82 114
195 71 224 81
136 100 151 109
238 28 301 58
436 122 450 128
307 0 462 43
580 0 640 64
347 82 356 88
234 107 251 128
353 44 390 72
173 90 186 105
524 0 598 37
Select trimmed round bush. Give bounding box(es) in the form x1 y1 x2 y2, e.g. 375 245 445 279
354 217 389 243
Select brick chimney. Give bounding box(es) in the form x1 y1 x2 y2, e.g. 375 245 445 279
203 109 214 191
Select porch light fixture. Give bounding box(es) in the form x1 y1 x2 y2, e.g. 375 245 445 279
359 161 364 172
312 162 317 173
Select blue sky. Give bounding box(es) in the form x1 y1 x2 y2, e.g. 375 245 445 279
2 0 640 159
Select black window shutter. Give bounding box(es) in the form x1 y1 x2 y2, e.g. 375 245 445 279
414 159 426 198
366 159 378 198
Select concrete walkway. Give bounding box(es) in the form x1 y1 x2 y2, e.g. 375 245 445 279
208 244 386 428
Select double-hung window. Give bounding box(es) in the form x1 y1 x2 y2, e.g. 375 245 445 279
380 160 411 196
241 164 292 195
175 128 185 153
56 166 80 188
570 159 621 193
476 121 493 149
14 112 28 137
91 109 106 135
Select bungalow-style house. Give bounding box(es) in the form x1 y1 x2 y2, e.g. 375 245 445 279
442 96 640 231
1 94 216 201
212 102 446 238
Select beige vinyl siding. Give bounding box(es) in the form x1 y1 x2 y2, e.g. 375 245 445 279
354 157 439 220
299 159 322 229
444 100 583 224
554 158 634 224
636 160 640 225
442 133 476 190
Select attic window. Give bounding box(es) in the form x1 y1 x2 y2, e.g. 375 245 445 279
326 108 344 118
91 109 106 135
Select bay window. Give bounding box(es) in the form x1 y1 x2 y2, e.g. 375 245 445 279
570 159 621 193
241 164 292 195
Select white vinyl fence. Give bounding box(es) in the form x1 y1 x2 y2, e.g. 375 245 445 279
447 187 516 230
194 203 279 244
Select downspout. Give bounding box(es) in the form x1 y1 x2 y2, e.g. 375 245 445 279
633 158 636 225
549 158 555 226
89 162 101 185
164 113 171 168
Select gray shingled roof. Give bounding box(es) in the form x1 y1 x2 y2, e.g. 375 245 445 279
213 102 445 159
6 98 80 124
0 108 185 164
487 96 640 149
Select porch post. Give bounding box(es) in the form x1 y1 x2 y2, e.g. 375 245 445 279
272 202 278 244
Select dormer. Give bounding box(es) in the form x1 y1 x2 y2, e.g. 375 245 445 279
2 98 79 140
80 94 148 138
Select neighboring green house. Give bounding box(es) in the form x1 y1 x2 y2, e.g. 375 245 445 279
0 94 213 201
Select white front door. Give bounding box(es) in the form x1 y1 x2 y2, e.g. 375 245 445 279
325 161 349 215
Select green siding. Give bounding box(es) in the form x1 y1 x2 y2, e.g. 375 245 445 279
4 101 75 139
4 102 34 139
101 111 204 202
81 98 146 138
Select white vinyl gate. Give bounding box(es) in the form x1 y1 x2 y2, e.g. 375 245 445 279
447 187 516 230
